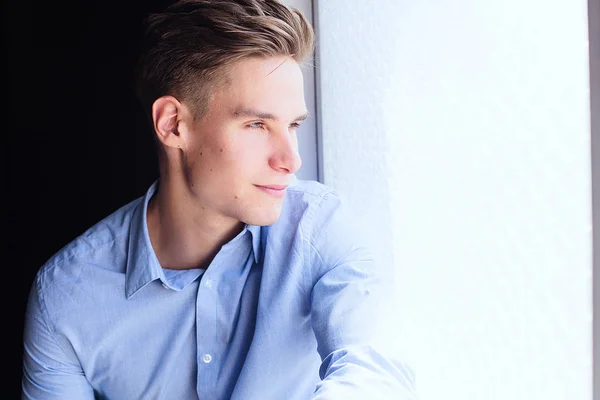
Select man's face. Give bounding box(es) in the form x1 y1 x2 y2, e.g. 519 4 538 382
181 56 307 226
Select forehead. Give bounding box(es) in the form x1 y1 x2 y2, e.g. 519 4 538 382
215 56 307 117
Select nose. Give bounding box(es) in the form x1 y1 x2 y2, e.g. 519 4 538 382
269 128 302 174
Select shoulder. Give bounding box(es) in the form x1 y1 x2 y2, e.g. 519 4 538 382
279 177 349 232
285 177 356 230
285 177 355 217
286 177 337 203
278 177 366 262
32 196 143 302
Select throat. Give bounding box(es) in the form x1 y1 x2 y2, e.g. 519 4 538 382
146 196 245 270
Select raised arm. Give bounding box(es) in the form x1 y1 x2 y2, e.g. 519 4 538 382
307 191 418 399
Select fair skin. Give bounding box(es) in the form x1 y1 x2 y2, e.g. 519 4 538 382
146 56 307 270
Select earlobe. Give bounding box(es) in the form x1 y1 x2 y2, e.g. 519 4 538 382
152 96 184 149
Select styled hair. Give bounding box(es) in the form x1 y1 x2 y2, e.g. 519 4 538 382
134 0 315 120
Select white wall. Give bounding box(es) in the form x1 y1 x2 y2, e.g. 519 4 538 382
315 1 593 399
589 0 600 398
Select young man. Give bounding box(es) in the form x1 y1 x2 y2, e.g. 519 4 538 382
21 0 417 398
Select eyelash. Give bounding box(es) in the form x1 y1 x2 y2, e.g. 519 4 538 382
247 122 301 130
247 122 266 129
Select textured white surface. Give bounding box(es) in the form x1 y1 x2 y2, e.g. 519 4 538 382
317 1 593 399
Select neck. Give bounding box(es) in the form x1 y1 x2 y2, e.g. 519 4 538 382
147 177 245 270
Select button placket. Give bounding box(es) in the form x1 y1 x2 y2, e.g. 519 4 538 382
196 271 219 394
195 231 253 398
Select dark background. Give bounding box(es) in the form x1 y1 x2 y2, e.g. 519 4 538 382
6 0 173 397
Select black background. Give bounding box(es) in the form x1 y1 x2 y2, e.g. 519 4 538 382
6 1 173 397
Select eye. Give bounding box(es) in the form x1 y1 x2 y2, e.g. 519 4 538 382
289 122 301 130
247 122 266 130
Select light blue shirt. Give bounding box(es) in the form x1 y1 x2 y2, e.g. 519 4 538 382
22 177 417 399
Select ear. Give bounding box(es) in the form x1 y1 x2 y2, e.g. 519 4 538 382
151 96 186 150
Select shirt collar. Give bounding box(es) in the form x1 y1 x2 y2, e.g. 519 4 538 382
124 180 263 298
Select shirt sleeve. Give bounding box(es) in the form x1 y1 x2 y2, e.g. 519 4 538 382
22 276 95 400
307 190 418 400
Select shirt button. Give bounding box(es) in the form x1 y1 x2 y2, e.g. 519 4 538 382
204 279 213 289
161 283 170 290
202 353 212 364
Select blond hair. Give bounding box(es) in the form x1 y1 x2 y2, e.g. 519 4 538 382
134 0 315 119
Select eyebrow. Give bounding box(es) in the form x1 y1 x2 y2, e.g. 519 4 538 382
232 108 309 122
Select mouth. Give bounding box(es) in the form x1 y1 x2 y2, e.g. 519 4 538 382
255 184 288 198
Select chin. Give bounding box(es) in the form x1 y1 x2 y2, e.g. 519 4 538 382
244 208 283 227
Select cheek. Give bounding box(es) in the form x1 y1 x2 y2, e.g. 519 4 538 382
188 132 267 185
223 138 266 166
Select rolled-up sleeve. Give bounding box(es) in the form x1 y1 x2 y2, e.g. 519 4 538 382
22 277 95 400
307 191 418 399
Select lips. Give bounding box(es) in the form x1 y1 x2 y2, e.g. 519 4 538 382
255 184 289 198
257 184 288 190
